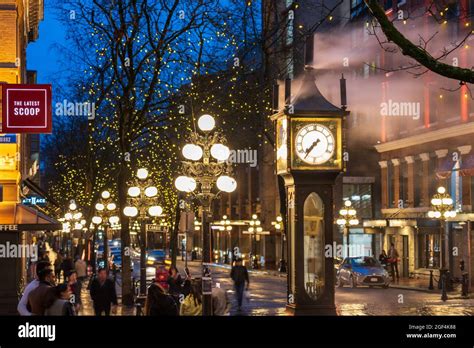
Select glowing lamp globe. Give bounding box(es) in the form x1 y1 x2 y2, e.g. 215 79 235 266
92 216 102 225
344 200 352 207
109 216 119 224
128 186 140 197
69 203 77 211
101 190 111 199
149 206 163 217
216 176 237 193
73 212 83 220
137 168 149 180
95 203 105 211
197 114 215 131
437 187 446 194
210 144 230 161
65 213 73 220
145 186 158 198
124 206 138 217
182 144 203 161
107 203 116 211
174 176 197 193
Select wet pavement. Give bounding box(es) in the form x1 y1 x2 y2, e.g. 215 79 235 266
75 260 473 316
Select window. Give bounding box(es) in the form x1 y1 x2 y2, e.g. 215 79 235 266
342 184 373 218
303 193 325 300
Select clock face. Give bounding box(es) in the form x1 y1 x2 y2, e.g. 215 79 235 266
295 124 335 165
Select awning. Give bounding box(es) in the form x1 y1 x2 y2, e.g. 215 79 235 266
0 204 61 231
436 155 474 179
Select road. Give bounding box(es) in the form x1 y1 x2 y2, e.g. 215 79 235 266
176 261 474 316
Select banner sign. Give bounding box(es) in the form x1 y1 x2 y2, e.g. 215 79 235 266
1 84 52 133
0 134 16 143
22 196 47 205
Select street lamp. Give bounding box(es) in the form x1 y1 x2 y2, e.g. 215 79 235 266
175 113 237 316
124 168 163 295
336 200 359 257
64 200 84 257
93 190 119 272
428 186 456 299
243 214 269 269
272 215 286 272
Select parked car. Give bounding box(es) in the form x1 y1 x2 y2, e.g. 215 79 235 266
337 256 390 288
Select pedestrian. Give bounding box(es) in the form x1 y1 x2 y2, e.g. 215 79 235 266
181 267 191 297
74 257 87 283
179 279 202 316
89 268 118 316
61 254 74 279
45 283 76 316
388 243 400 281
230 258 249 311
54 252 63 282
67 271 82 313
27 268 56 315
212 284 230 316
144 282 178 316
167 265 183 301
18 261 51 315
378 250 388 267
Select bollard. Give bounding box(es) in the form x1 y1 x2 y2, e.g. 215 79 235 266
428 270 434 290
461 272 469 298
441 271 448 302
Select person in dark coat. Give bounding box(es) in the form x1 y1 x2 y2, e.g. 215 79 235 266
61 255 74 279
45 283 76 316
167 265 183 298
144 282 178 316
89 268 118 316
230 258 249 311
28 268 56 315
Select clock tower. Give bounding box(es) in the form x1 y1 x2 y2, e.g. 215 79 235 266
271 36 349 315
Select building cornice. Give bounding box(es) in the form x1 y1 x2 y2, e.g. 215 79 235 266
375 122 474 153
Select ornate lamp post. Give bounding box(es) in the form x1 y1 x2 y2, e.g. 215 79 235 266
243 214 270 269
272 215 287 272
124 168 163 295
175 114 237 316
428 186 456 299
93 190 119 272
336 200 359 257
64 201 85 258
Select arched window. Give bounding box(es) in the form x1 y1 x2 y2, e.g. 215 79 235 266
303 192 325 300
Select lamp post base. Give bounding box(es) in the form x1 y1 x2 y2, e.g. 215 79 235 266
278 259 287 273
286 303 337 316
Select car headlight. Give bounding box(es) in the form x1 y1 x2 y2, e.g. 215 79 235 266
148 256 156 261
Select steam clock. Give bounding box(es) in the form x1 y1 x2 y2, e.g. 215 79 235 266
272 51 348 315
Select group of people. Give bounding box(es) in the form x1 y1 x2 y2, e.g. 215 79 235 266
144 258 250 316
379 243 400 281
19 243 251 316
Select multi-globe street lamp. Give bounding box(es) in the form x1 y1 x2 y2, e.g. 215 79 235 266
64 201 85 257
92 190 119 272
175 114 237 316
272 215 286 272
336 200 359 257
427 186 456 299
243 214 269 269
124 168 163 295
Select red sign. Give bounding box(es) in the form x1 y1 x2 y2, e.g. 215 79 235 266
1 84 52 134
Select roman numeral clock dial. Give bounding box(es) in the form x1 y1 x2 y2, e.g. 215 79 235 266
295 124 335 165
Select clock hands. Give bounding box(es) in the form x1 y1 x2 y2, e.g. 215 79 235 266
304 138 321 159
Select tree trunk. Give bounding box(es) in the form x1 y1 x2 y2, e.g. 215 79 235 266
118 167 133 305
170 199 180 266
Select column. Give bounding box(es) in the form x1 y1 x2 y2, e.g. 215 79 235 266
458 145 472 209
379 161 388 209
419 153 430 206
435 149 449 188
391 158 400 208
405 156 414 208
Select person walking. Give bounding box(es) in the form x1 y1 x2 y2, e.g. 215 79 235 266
144 282 178 316
179 279 202 316
61 254 74 279
378 250 388 267
89 268 118 316
18 261 51 315
45 283 76 316
54 253 63 282
27 268 56 315
67 271 82 313
388 243 400 281
167 265 183 305
230 258 249 312
74 257 87 283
